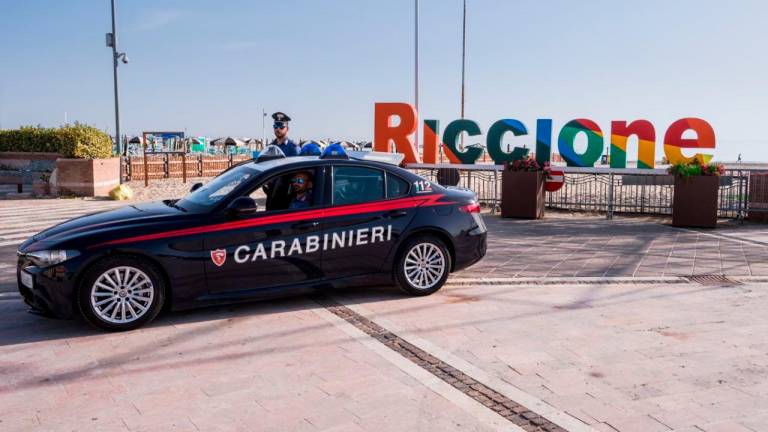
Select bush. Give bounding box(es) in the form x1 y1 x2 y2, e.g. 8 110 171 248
109 184 133 200
0 123 114 159
667 157 725 177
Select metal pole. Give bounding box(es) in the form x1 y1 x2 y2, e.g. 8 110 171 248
110 0 123 185
461 0 466 121
607 172 614 219
414 0 419 149
459 0 467 151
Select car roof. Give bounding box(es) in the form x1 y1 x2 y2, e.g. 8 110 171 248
240 156 418 179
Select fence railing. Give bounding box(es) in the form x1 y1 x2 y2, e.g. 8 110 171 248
123 153 251 183
407 164 768 220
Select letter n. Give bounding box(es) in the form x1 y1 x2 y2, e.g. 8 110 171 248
610 120 656 169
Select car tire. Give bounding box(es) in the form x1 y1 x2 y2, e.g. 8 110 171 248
394 235 451 296
77 256 165 331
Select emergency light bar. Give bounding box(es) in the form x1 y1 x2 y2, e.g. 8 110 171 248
320 143 349 160
256 145 286 163
348 151 405 167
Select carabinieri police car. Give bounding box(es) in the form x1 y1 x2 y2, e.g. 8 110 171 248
17 144 487 331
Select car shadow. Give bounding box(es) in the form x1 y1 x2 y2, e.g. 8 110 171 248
0 285 411 347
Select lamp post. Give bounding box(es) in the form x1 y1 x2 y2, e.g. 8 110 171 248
414 0 419 149
106 0 128 184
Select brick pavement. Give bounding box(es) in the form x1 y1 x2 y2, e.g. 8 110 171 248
331 278 768 432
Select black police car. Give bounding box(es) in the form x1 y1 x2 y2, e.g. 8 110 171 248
17 145 487 331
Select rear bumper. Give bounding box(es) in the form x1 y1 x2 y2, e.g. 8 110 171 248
453 228 487 272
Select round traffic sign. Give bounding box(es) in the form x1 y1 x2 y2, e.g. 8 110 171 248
545 169 565 192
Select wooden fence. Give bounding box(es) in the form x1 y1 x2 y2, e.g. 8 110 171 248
123 154 251 183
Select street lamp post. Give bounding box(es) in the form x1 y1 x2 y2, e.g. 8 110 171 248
106 0 128 184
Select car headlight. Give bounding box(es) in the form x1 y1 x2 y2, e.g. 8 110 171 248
25 250 80 267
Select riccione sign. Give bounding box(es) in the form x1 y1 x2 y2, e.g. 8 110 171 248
373 102 716 168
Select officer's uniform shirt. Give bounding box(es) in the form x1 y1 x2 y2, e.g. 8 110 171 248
289 189 313 209
271 138 300 157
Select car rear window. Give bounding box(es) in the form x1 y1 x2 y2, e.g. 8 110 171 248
333 166 384 205
386 173 410 198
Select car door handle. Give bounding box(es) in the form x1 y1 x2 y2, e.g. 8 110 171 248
385 210 408 219
293 221 320 229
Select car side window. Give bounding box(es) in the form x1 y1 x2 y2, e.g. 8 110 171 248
386 173 410 198
333 166 384 205
248 168 318 212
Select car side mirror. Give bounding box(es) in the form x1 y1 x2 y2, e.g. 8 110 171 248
190 182 203 192
227 197 258 216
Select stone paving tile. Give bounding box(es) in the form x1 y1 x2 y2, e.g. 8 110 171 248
334 279 768 432
0 298 497 432
455 215 768 280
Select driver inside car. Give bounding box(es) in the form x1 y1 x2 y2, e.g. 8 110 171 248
288 171 313 209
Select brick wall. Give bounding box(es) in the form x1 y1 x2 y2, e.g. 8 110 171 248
56 158 120 197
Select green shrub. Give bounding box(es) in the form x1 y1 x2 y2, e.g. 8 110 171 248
0 123 114 159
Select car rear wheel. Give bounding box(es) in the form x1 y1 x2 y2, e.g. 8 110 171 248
78 256 165 331
395 235 451 296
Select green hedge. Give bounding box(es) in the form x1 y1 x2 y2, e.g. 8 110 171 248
0 124 114 159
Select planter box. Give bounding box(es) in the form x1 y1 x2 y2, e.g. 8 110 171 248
55 158 120 197
672 175 719 228
501 170 545 219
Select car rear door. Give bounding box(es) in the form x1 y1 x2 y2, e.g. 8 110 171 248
203 166 326 294
321 164 416 279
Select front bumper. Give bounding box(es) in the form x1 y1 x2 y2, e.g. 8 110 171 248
17 256 79 319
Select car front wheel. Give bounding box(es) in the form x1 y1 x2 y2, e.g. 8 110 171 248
78 256 165 331
395 235 451 296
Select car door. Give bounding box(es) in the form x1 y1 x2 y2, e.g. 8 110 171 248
321 164 416 279
203 166 326 294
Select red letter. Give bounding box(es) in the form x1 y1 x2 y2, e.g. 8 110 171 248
373 102 420 164
663 118 716 165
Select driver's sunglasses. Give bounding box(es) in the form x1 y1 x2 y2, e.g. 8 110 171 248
273 123 286 129
291 178 306 184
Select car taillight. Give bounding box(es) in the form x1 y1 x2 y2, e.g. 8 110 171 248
459 202 481 213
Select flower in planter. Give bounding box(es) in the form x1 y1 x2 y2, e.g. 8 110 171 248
506 156 552 179
667 157 724 177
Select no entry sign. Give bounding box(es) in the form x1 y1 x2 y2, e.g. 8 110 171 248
545 169 565 192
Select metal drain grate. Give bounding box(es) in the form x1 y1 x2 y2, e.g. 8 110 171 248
686 275 742 286
312 295 569 432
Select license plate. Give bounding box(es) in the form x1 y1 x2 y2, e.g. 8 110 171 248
20 271 33 289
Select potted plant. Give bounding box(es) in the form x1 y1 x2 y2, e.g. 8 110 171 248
501 157 550 219
668 158 725 228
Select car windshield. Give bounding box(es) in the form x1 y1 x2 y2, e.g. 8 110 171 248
177 165 261 211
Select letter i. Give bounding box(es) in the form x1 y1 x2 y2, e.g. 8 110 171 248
387 225 392 241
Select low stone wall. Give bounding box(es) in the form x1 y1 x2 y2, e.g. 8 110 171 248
0 152 59 182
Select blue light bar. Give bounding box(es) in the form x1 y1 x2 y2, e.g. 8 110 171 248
320 142 349 159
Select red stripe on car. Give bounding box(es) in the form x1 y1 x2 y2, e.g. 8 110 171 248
92 194 451 248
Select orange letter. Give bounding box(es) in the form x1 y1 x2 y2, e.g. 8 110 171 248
663 118 715 165
374 102 420 164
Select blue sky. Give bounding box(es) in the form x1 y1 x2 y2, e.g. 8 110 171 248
1 0 767 161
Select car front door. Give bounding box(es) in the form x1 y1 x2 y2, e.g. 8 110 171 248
203 166 326 294
321 165 416 279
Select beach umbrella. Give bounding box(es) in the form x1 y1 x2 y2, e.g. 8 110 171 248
211 137 246 146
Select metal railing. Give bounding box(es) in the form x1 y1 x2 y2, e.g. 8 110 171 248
406 164 767 220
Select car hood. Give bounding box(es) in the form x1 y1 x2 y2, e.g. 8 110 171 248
19 201 188 251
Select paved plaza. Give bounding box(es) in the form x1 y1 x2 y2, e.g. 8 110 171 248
1 198 768 431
